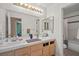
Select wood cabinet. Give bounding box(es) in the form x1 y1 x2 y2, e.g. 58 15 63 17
0 50 14 56
49 41 55 56
43 41 55 56
15 47 28 56
0 40 55 56
30 43 43 56
31 49 42 56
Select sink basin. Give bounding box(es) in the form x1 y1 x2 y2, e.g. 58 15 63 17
26 39 41 43
0 40 27 47
0 43 12 47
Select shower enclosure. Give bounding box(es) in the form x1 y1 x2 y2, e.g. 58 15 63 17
63 16 79 52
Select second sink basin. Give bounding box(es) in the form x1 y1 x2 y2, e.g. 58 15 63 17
26 39 41 43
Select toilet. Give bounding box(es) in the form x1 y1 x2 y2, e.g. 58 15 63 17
63 40 68 49
63 44 67 48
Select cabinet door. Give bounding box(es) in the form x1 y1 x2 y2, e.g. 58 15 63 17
30 44 43 51
43 42 50 56
0 51 14 56
31 49 42 56
27 47 31 56
15 47 27 56
43 46 49 56
49 41 55 56
30 43 43 56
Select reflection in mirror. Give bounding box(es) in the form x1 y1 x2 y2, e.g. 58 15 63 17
44 21 49 30
10 17 22 37
44 22 47 30
36 19 40 38
5 15 8 37
47 22 49 30
42 16 54 33
6 17 22 37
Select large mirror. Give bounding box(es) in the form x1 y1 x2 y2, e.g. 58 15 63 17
42 16 54 33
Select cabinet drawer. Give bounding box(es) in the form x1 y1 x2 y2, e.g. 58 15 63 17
31 49 42 56
15 47 27 56
49 48 55 55
30 44 43 52
0 51 14 56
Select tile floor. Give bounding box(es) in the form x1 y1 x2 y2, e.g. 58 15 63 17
64 48 79 56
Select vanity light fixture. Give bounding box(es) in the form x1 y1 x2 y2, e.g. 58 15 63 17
13 3 43 14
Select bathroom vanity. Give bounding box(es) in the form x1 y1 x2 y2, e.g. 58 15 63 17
0 39 55 56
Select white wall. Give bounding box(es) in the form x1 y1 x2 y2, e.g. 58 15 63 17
63 19 68 40
47 3 71 56
0 9 6 37
64 10 79 18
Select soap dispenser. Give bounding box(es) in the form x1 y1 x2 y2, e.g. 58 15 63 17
29 34 33 39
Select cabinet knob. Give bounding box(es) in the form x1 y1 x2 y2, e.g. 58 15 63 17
50 41 54 44
43 44 46 46
43 42 49 47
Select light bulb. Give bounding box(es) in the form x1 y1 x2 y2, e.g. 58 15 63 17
41 9 43 12
25 4 28 6
20 3 24 5
28 5 32 8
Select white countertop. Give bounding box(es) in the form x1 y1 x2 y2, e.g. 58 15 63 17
0 38 55 53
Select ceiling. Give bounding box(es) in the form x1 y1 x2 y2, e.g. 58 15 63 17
31 3 68 8
63 3 79 16
30 3 52 8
